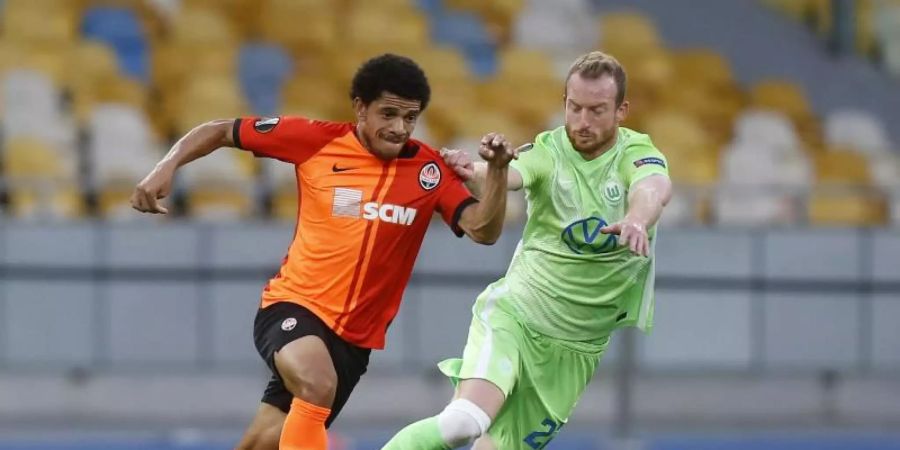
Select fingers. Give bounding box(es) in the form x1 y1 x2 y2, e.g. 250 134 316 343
600 224 621 235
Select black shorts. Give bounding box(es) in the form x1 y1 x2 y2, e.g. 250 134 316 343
253 302 371 428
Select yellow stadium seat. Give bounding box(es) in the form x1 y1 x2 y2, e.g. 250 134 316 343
599 11 661 54
153 42 238 97
808 190 886 226
0 40 26 75
344 10 429 49
670 49 734 89
9 183 86 220
425 80 480 144
814 150 871 185
643 110 718 185
495 48 559 82
256 0 338 53
3 137 72 180
454 110 533 148
281 75 349 121
347 0 416 8
18 45 72 86
479 77 561 131
172 76 247 135
750 79 812 122
405 47 471 83
2 7 76 45
188 186 254 220
170 9 236 46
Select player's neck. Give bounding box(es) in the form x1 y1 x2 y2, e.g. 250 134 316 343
576 129 619 161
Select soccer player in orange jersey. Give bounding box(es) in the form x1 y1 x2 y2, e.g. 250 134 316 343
131 54 520 450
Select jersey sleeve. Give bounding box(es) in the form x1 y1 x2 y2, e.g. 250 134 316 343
621 135 669 187
435 160 478 238
232 116 349 165
509 133 553 189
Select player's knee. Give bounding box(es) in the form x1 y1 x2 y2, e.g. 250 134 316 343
436 399 492 448
280 363 337 406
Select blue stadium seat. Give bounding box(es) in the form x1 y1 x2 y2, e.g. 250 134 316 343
81 7 149 82
238 42 293 115
430 11 496 76
416 0 444 15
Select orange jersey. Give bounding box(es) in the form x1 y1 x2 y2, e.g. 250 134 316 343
234 116 476 349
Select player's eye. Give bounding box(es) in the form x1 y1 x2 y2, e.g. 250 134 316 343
404 114 418 123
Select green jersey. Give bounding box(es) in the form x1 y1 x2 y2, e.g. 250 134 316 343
502 126 669 344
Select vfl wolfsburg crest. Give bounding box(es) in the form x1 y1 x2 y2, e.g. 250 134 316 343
602 180 624 205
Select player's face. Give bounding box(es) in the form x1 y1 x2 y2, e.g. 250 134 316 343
354 92 421 160
564 73 628 157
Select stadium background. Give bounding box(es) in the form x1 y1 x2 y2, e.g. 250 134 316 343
1 0 899 449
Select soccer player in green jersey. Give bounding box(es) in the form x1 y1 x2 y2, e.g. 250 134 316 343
382 51 673 449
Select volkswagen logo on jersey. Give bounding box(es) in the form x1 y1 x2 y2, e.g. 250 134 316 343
561 217 618 254
419 162 441 190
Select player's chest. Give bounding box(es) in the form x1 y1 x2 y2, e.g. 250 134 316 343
299 156 445 226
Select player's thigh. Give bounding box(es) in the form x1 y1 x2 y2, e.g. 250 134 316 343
235 402 286 450
274 334 338 407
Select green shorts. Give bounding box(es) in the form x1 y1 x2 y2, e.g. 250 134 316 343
438 281 610 449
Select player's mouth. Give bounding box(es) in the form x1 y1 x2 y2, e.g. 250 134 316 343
381 135 408 145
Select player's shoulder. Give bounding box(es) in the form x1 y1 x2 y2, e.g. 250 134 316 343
406 138 466 185
281 116 354 136
408 138 442 160
618 127 663 156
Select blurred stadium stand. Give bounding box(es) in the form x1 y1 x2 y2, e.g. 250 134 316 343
1 0 899 449
0 0 896 225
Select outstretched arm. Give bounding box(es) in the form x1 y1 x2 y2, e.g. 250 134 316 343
600 174 673 257
130 119 236 214
455 133 523 244
440 146 529 195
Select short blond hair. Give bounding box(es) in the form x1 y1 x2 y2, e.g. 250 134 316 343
566 51 627 105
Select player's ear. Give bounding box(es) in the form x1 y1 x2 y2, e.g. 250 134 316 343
352 97 366 121
616 100 629 124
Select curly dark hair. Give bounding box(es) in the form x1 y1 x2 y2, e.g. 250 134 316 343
350 53 431 110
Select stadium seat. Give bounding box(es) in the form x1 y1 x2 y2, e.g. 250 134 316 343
239 42 293 115
170 8 236 46
824 109 892 155
256 0 338 53
187 185 255 221
599 11 661 55
430 10 496 76
344 9 429 50
2 5 76 45
808 190 886 226
281 75 348 121
88 104 161 187
749 79 813 124
8 183 86 221
733 110 803 155
172 76 247 135
272 184 299 221
1 69 76 150
714 188 798 226
2 137 74 181
81 6 149 81
814 150 871 185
